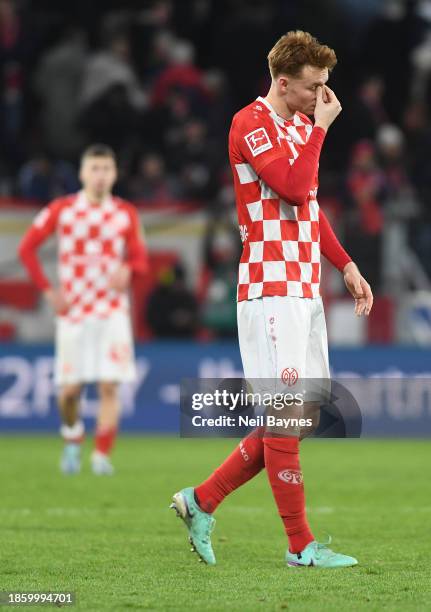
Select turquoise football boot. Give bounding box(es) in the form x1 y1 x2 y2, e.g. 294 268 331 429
60 443 81 474
91 451 114 476
286 537 358 568
170 487 216 565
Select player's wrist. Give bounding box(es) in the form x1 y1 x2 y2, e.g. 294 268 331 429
343 261 358 275
314 121 329 132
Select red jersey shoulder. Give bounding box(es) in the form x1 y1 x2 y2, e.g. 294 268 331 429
49 193 77 210
32 194 76 229
231 102 275 158
232 101 273 132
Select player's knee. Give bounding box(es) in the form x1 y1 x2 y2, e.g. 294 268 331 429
60 384 81 402
99 382 118 399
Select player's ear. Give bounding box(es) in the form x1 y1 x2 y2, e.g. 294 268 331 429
278 75 289 93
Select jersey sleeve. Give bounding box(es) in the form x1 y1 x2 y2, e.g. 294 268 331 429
124 205 149 275
18 199 63 290
230 109 327 206
230 111 286 174
319 208 352 271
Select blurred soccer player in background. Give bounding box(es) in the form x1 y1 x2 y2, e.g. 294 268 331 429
171 31 373 567
18 145 148 475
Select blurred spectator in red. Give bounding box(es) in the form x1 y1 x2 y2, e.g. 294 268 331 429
334 75 388 169
348 140 385 236
345 140 385 289
151 38 209 108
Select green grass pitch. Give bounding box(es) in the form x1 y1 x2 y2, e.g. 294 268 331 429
0 436 430 611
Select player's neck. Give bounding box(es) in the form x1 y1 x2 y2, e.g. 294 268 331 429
264 89 294 121
83 189 109 205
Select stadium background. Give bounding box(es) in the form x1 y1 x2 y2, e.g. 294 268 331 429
0 2 430 610
1 0 431 431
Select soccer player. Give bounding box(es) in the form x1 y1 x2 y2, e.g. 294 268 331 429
170 31 373 567
19 144 148 475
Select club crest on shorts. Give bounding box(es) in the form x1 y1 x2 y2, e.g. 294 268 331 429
62 362 73 374
109 343 131 364
277 469 303 485
281 367 298 386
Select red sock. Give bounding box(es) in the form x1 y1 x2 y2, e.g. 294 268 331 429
94 425 117 456
263 436 314 553
195 427 265 513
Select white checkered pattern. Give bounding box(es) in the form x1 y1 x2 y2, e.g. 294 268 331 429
229 96 321 301
55 192 132 322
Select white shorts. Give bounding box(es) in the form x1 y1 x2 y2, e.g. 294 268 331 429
54 310 136 386
237 296 330 395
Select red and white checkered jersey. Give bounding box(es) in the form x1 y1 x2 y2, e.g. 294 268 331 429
21 191 147 323
229 96 321 301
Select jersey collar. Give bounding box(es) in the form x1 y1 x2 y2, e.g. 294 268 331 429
256 96 295 127
76 190 115 212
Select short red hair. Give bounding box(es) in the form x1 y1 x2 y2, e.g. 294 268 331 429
268 30 337 79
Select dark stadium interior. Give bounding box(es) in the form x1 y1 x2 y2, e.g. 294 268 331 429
1 0 431 342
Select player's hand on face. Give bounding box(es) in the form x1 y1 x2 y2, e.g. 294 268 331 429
343 262 373 316
108 263 131 292
321 85 329 103
44 287 69 315
314 85 342 131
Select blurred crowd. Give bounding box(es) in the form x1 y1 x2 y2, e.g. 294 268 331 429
2 0 431 338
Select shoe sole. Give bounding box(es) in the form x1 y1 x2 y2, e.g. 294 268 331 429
60 466 80 475
287 560 358 568
170 492 208 565
60 461 81 475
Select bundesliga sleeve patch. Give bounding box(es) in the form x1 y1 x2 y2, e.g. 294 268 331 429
244 127 273 157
